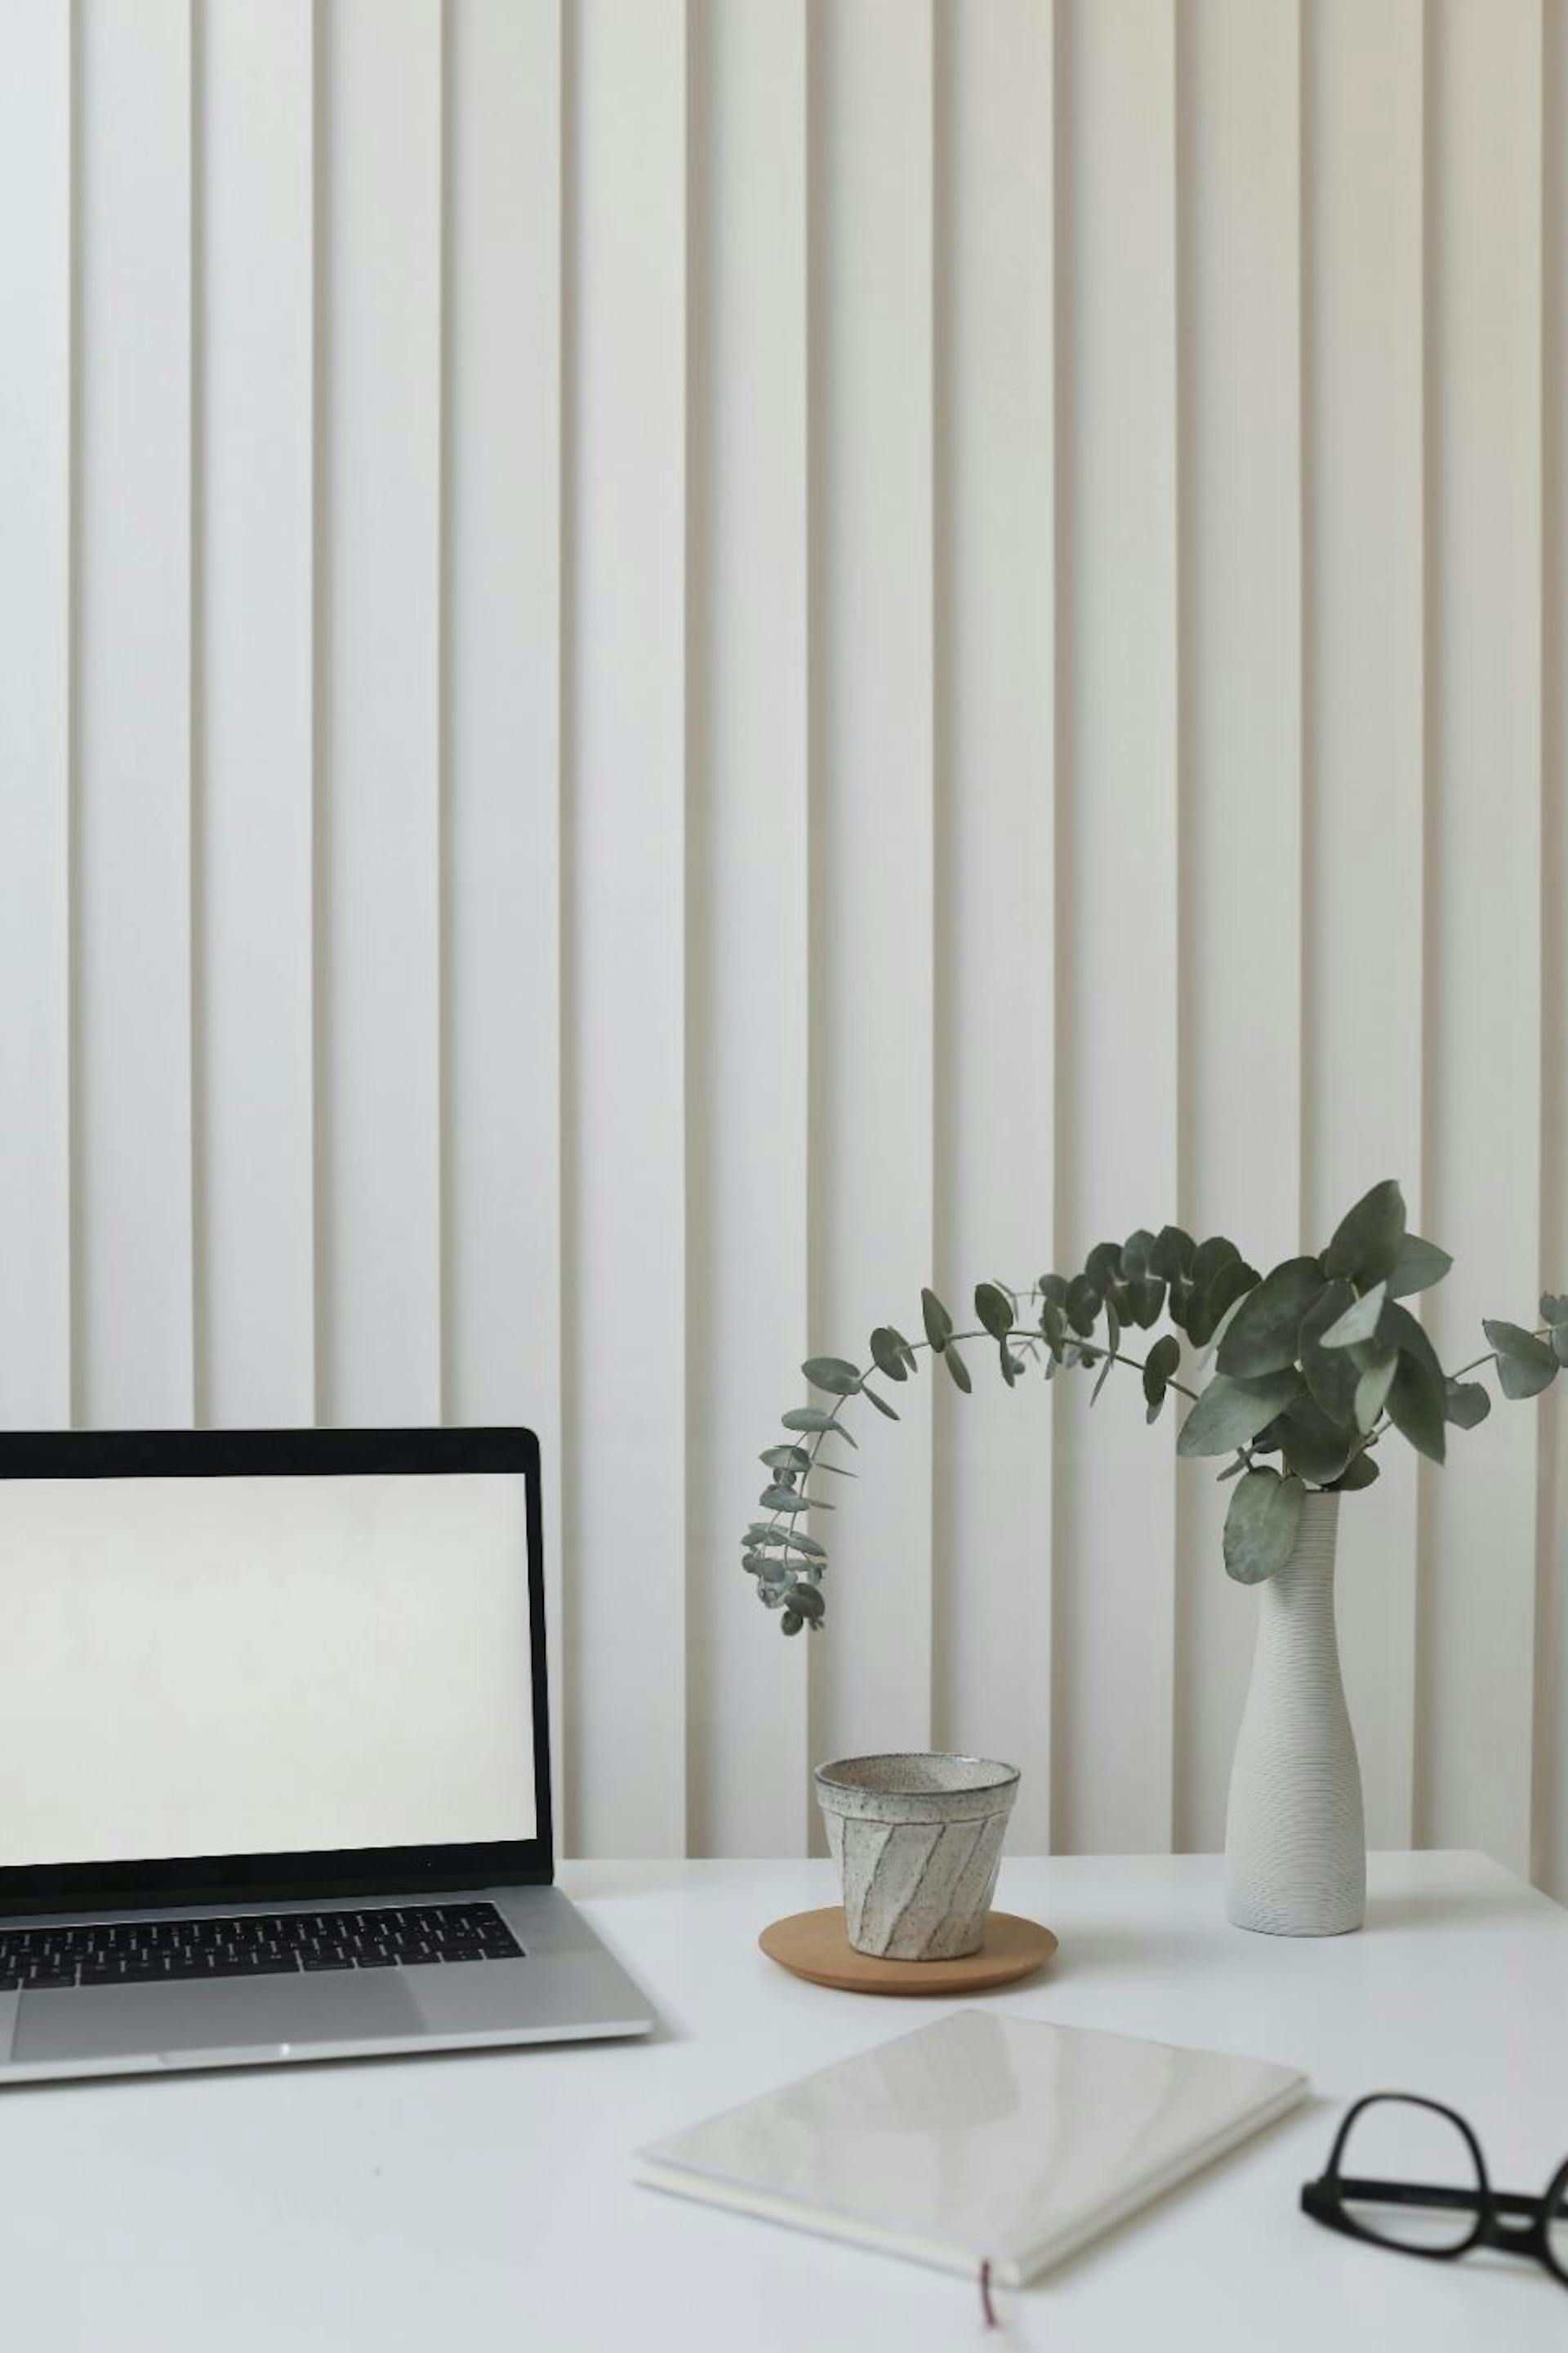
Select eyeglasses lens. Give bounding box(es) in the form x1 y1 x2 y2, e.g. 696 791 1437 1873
1339 2097 1481 2253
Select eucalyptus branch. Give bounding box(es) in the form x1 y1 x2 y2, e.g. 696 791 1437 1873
742 1184 1567 1626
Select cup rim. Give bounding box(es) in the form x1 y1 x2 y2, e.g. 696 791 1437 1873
813 1750 1021 1798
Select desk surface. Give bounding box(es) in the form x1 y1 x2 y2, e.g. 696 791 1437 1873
0 1852 1561 2350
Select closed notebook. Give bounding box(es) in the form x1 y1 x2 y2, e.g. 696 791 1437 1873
636 2008 1307 2288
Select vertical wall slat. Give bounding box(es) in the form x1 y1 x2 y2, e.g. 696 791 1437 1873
564 0 688 1856
932 0 1054 1851
1171 0 1303 1852
318 0 444 1427
0 0 72 1428
685 0 810 1856
1301 0 1426 1851
1420 0 1544 1874
808 0 936 1783
1539 0 1567 1904
198 0 316 1430
1053 0 1179 1853
74 0 194 1429
444 0 564 1817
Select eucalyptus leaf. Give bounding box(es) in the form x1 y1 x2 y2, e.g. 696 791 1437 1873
1330 1451 1380 1491
1188 1257 1261 1351
861 1384 900 1420
1444 1379 1491 1429
1215 1455 1250 1482
1541 1293 1568 1329
1191 1236 1241 1290
1066 1276 1102 1338
1277 1396 1356 1487
1038 1273 1070 1308
782 1406 858 1446
943 1342 973 1395
1380 1300 1446 1397
1120 1229 1157 1277
974 1281 1015 1342
784 1583 824 1624
1085 1241 1124 1296
1319 1280 1388 1351
760 1483 809 1513
1353 1346 1397 1433
1151 1225 1196 1281
780 1609 803 1636
1389 1232 1453 1299
869 1326 910 1383
1555 1329 1568 1368
1215 1257 1325 1379
1129 1276 1165 1330
1176 1369 1303 1458
1323 1178 1407 1287
801 1356 862 1396
999 1341 1018 1389
760 1445 810 1472
920 1289 952 1353
1223 1468 1306 1585
1298 1280 1359 1423
1143 1334 1181 1415
1483 1318 1558 1401
1040 1299 1067 1351
1197 1283 1250 1368
1385 1353 1446 1464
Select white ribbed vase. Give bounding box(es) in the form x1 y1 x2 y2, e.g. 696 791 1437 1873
1224 1491 1365 1936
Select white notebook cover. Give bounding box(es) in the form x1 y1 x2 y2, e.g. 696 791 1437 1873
637 2008 1307 2288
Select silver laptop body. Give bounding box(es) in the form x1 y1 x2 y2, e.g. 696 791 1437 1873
0 1428 652 2083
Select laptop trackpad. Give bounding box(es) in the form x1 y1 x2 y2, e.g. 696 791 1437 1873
16 1970 423 2065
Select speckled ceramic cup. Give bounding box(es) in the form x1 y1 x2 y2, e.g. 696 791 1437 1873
814 1753 1021 1960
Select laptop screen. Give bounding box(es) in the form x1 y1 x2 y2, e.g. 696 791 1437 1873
0 1469 537 1869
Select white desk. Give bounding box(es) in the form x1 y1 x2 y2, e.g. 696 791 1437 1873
0 1852 1561 2349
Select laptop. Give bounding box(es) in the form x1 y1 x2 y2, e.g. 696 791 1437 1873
0 1426 653 2083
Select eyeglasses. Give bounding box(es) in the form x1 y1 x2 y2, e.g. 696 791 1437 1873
1302 2093 1568 2287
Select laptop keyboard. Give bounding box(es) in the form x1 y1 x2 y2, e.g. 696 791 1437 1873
0 1902 523 1991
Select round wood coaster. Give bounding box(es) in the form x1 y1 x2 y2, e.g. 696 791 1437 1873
758 1907 1058 1996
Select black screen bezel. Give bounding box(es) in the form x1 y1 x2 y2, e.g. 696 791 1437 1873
0 1426 554 1915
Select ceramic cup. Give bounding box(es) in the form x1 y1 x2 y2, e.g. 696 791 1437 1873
813 1753 1021 1960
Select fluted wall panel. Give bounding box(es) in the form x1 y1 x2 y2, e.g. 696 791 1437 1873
1 0 1566 1891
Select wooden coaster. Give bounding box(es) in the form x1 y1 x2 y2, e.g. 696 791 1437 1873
759 1907 1058 1996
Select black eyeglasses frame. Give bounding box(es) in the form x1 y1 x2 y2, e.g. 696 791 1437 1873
1301 2092 1568 2287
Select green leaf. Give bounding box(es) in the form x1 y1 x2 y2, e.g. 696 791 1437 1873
1039 1299 1067 1352
1223 1469 1306 1585
1129 1275 1165 1329
1353 1345 1397 1433
943 1342 973 1395
1386 1355 1446 1464
781 1407 858 1445
1120 1229 1157 1277
760 1445 810 1472
1187 1257 1260 1351
1176 1369 1303 1458
1191 1236 1241 1290
1142 1333 1181 1414
999 1339 1018 1389
1197 1283 1250 1367
974 1281 1014 1342
1541 1292 1568 1328
861 1384 900 1420
1329 1451 1380 1491
1277 1396 1356 1487
1298 1280 1359 1423
1323 1179 1407 1287
1318 1279 1388 1351
801 1356 862 1396
920 1288 953 1353
1555 1328 1568 1369
1038 1272 1070 1308
1085 1241 1124 1296
1215 1257 1326 1379
1482 1318 1558 1401
1165 1275 1196 1335
1444 1379 1491 1430
760 1483 808 1513
785 1582 824 1624
1389 1232 1453 1299
1151 1225 1196 1282
1379 1299 1446 1393
1215 1455 1250 1482
868 1326 910 1384
1090 1318 1119 1403
780 1609 803 1636
1066 1275 1101 1337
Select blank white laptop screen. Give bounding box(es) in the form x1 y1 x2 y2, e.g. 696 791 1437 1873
0 1472 537 1867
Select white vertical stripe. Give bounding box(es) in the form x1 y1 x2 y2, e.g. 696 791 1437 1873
1172 0 1303 1852
933 0 1054 1852
565 0 688 1856
0 0 71 1428
1539 0 1568 1904
198 0 316 1429
1421 0 1543 1874
74 0 193 1429
1054 0 1179 1853
318 0 443 1428
1302 0 1425 1852
808 0 936 1785
444 0 564 1813
686 0 810 1856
